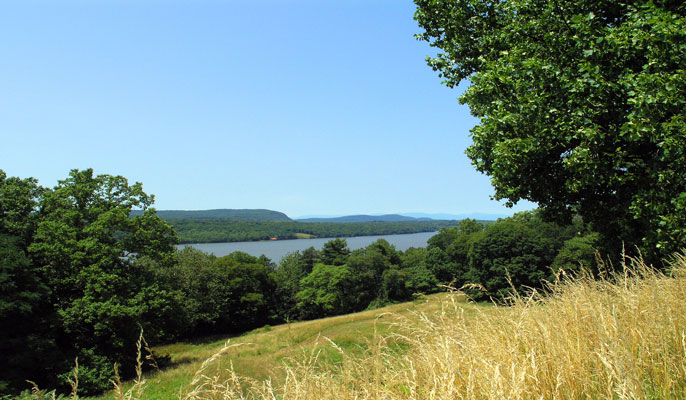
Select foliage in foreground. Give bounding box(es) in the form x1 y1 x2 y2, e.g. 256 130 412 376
30 253 686 400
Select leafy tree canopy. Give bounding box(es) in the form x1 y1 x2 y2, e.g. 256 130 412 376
552 232 602 274
296 263 355 318
0 171 43 243
415 0 686 262
321 238 351 266
273 249 318 320
467 219 553 299
212 253 278 332
27 169 182 394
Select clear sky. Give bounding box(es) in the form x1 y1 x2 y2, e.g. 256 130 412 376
1 0 535 218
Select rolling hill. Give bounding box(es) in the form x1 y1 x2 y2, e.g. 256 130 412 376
296 214 432 223
131 208 292 221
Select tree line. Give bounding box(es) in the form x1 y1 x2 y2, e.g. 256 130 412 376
0 168 599 397
169 219 463 243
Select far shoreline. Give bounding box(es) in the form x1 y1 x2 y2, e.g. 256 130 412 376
176 229 439 245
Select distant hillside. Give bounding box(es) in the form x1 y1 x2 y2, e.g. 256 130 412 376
296 212 513 222
132 209 292 222
400 212 510 221
169 220 460 243
296 214 432 223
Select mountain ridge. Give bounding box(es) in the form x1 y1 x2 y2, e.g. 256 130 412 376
295 212 509 221
131 208 292 221
133 209 508 223
400 212 509 220
296 214 432 223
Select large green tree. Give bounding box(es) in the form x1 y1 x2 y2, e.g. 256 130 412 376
296 263 355 318
321 238 351 266
466 219 556 299
415 0 686 262
346 243 394 309
0 172 58 394
153 247 220 335
212 252 278 332
273 248 319 320
28 169 184 394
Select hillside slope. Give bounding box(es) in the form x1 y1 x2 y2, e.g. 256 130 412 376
90 255 686 400
93 293 475 400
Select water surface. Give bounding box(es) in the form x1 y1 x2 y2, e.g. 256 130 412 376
178 231 436 263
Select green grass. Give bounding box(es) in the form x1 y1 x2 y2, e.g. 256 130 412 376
87 293 477 400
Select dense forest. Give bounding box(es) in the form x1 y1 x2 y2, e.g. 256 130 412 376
0 167 598 397
169 219 464 243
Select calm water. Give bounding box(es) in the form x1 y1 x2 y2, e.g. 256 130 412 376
178 231 437 263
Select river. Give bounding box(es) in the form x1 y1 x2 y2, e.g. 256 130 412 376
178 231 437 263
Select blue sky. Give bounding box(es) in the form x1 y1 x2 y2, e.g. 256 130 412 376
1 0 534 218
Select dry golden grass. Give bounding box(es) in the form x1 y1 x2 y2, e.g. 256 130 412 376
87 254 686 399
86 293 472 400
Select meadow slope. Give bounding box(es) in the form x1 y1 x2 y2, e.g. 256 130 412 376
79 254 686 400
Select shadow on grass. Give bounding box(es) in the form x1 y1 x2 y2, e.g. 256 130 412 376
186 333 238 345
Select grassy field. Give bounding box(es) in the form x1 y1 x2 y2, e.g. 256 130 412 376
88 292 478 400
84 254 686 400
